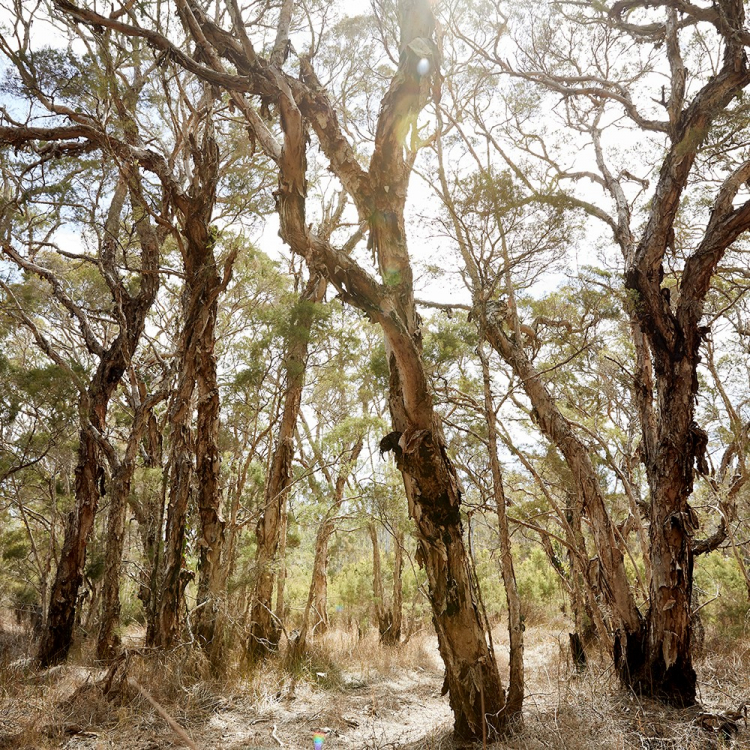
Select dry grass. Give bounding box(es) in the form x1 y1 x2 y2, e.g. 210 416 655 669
0 615 748 749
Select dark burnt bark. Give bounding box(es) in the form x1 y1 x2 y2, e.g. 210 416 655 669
249 276 325 658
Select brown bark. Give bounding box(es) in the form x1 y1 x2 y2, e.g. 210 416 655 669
369 523 391 642
479 346 524 721
391 529 404 645
621 3 750 704
368 523 404 646
96 462 132 661
35 168 160 667
153 123 222 650
296 439 364 654
193 255 227 656
249 276 325 658
98 382 166 661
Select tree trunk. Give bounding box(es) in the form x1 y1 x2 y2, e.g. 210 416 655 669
99 384 167 661
482 312 645 682
295 439 363 656
249 276 325 658
298 516 333 649
152 120 222 650
390 529 403 645
193 249 227 658
96 464 130 661
38 175 159 667
153 359 195 648
369 522 394 642
479 345 524 721
39 428 104 666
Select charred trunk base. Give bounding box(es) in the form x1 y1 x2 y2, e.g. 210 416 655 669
569 632 587 672
378 610 401 645
629 655 697 707
38 613 77 668
615 623 697 707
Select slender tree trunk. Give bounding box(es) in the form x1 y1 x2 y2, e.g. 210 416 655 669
249 276 325 658
39 427 104 666
390 529 403 644
482 312 645 681
369 522 393 641
274 497 288 624
298 516 333 649
295 439 363 655
38 175 159 666
97 464 130 660
479 345 524 721
193 251 227 657
310 528 330 634
154 354 195 648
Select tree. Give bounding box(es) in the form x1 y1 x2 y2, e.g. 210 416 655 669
49 0 515 738
448 0 750 704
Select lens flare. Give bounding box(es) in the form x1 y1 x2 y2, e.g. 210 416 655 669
313 731 325 749
416 58 430 76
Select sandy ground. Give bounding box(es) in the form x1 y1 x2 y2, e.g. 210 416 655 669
1 622 749 750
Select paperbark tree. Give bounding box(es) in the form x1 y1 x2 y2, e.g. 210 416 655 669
450 0 750 704
152 114 230 651
52 0 509 736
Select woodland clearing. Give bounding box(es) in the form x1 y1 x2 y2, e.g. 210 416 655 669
1 617 748 750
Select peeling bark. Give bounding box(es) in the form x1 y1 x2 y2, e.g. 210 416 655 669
36 169 160 667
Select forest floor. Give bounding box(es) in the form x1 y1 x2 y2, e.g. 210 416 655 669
1 613 749 749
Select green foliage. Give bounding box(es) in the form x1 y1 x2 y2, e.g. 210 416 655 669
1 528 30 562
694 551 750 637
515 547 561 617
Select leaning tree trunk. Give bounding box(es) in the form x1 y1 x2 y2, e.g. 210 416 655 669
249 276 325 658
37 174 159 667
482 309 645 683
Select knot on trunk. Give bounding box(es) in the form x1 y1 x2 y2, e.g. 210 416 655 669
379 430 402 457
689 422 709 476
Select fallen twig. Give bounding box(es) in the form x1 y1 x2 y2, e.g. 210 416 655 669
128 676 199 750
